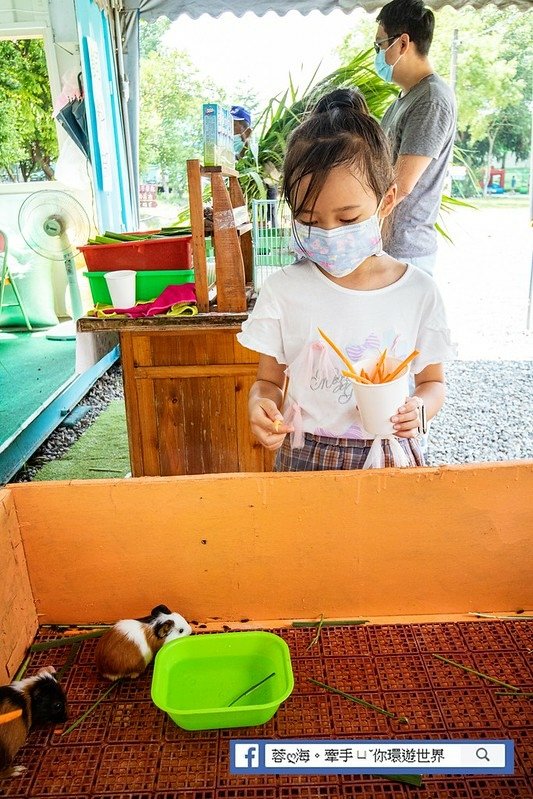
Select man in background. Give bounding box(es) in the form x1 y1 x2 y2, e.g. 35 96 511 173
231 104 279 226
230 105 253 161
374 0 456 275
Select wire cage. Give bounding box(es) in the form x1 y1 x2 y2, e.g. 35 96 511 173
205 236 216 290
252 200 294 291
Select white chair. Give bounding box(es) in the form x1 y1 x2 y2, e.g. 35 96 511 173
0 229 33 330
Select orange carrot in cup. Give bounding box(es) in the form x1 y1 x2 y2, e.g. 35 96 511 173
341 369 373 385
373 348 387 383
381 350 419 383
318 328 355 374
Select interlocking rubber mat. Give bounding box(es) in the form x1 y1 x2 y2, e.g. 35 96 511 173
1 621 531 798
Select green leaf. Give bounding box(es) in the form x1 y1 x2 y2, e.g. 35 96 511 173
306 613 325 650
432 654 520 691
293 619 368 628
30 629 109 651
434 221 453 244
309 678 406 721
385 774 423 787
13 656 31 681
228 672 276 706
60 681 120 736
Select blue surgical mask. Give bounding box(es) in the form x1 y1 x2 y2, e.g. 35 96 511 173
234 135 244 155
291 211 384 278
374 40 403 83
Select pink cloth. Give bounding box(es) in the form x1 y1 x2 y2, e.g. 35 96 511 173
101 283 196 318
283 402 305 449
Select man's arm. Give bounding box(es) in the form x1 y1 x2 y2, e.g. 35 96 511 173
394 153 432 206
392 93 455 207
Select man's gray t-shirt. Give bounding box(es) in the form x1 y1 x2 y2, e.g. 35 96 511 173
381 73 456 260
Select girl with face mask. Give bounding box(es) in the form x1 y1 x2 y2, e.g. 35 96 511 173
237 89 455 471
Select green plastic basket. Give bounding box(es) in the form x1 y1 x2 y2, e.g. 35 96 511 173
83 269 194 305
151 631 294 730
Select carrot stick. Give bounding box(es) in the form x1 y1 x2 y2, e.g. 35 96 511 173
318 328 355 374
372 348 387 383
0 709 23 725
341 369 373 385
382 350 419 383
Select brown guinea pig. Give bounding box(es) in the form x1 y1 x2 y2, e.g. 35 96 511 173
0 666 68 780
95 604 192 681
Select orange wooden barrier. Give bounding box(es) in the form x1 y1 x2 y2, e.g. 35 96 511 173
2 462 531 635
0 489 38 683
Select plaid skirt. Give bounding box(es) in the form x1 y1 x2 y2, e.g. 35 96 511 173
274 433 425 472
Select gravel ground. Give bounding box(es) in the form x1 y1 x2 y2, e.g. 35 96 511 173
10 358 533 482
426 360 533 466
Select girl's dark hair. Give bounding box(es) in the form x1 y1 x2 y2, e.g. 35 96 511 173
281 88 394 220
377 0 435 57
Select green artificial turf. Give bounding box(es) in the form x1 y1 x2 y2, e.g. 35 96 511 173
0 331 75 445
35 400 129 481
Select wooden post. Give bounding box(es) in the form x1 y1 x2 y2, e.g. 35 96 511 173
187 160 209 313
229 175 253 284
211 172 247 312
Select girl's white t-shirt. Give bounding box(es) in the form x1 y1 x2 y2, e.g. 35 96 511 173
237 260 456 439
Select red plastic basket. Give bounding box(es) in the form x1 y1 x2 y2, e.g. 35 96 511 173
79 233 193 272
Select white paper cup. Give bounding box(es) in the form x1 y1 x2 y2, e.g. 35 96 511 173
104 270 136 308
349 355 410 436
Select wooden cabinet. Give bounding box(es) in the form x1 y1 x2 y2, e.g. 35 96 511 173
79 315 274 477
122 320 270 475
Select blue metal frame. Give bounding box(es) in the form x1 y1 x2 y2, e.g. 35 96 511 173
0 345 120 484
75 0 134 232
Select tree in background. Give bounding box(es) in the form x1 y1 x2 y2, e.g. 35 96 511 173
0 39 58 181
429 7 529 195
139 18 233 203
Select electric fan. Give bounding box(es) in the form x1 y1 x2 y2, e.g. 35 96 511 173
18 190 90 340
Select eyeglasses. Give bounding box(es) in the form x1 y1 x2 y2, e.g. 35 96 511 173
373 35 400 54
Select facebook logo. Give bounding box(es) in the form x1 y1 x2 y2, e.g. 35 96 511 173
233 743 260 769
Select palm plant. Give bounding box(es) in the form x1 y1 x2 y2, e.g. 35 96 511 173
236 49 398 203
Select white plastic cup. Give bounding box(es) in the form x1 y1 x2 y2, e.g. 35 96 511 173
104 270 136 308
349 355 410 436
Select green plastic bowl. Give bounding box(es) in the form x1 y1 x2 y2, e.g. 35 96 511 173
83 269 194 305
151 631 294 730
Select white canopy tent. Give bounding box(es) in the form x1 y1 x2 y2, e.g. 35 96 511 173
122 0 531 18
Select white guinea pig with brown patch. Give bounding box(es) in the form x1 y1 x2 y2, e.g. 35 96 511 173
95 604 192 681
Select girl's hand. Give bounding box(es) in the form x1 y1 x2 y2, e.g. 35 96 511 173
391 396 421 439
250 399 294 450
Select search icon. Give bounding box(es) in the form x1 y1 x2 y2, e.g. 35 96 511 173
476 747 490 762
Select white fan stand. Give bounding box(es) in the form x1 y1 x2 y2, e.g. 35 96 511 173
18 190 90 341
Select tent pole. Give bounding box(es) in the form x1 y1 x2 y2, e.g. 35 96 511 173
113 6 139 229
527 88 533 330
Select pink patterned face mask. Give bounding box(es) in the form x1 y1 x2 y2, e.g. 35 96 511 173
291 211 384 278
